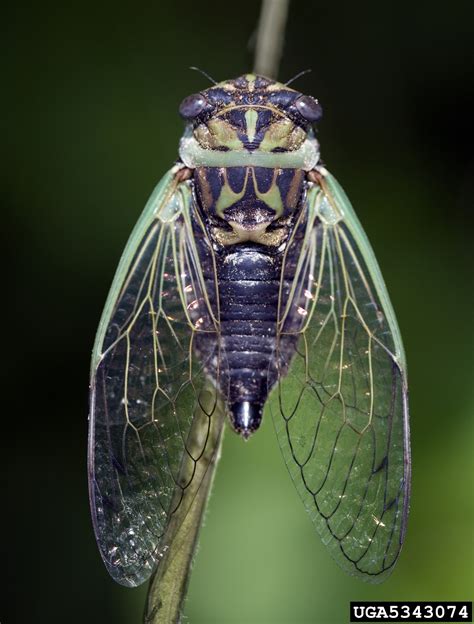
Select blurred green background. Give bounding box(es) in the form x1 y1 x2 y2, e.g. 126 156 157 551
3 0 473 622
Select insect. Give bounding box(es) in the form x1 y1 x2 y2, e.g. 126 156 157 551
88 74 411 588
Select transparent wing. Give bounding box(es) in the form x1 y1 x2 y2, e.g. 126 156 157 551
88 167 224 587
269 169 410 582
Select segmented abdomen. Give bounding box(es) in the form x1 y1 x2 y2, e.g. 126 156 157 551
192 232 302 434
217 248 280 407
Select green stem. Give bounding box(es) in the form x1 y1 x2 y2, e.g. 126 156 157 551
144 3 292 620
144 392 226 624
253 0 291 79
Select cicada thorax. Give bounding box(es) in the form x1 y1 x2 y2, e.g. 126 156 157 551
191 163 307 437
194 166 304 246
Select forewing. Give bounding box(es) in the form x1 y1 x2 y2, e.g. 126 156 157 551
269 170 410 581
88 168 223 587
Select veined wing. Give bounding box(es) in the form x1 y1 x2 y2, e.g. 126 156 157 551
269 169 410 582
88 167 224 587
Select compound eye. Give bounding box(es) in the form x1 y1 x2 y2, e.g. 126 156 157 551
179 93 208 120
294 95 323 122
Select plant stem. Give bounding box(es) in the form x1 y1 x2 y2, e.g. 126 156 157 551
144 3 292 620
253 0 291 79
144 391 226 624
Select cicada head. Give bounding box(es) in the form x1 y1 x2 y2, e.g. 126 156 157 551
178 74 322 171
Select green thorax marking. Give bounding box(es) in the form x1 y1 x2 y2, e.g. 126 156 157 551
214 168 284 219
245 109 259 143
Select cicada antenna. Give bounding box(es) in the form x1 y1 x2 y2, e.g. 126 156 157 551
189 66 218 85
285 68 312 86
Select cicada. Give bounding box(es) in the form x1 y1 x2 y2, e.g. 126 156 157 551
88 74 411 588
